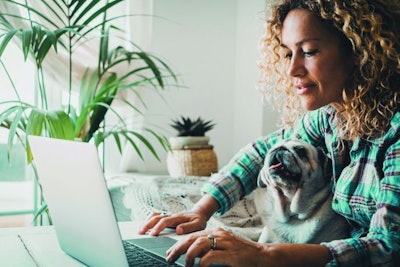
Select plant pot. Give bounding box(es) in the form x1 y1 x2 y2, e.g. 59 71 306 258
167 142 218 177
168 136 210 149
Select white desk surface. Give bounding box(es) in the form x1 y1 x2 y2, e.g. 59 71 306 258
0 221 181 267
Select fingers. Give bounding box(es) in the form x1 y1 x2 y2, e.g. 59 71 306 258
176 219 207 235
185 234 218 266
138 211 207 236
166 231 212 265
138 212 170 235
199 250 230 267
166 228 232 266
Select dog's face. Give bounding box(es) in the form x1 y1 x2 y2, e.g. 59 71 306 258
258 139 331 219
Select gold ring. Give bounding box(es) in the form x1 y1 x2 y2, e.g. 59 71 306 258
207 234 217 250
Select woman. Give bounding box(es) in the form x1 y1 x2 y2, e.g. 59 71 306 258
139 0 400 266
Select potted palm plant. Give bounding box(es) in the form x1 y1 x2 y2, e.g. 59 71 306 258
0 0 178 223
0 0 177 159
167 116 217 177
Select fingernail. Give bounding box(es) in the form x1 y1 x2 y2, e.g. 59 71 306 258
176 227 182 235
165 256 172 263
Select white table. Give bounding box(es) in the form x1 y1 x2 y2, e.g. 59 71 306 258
0 221 181 267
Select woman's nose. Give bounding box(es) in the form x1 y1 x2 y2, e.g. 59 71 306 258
287 55 306 77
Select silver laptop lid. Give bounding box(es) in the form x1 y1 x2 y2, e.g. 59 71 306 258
28 136 128 267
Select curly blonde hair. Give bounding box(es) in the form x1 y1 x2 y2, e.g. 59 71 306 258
259 0 400 140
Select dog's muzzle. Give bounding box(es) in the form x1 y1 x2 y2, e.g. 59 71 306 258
268 147 302 183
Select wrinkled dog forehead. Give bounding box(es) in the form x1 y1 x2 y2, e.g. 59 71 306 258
271 139 315 156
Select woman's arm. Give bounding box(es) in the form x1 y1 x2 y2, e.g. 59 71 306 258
203 128 294 214
139 128 294 236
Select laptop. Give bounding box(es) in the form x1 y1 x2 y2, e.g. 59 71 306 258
28 135 187 267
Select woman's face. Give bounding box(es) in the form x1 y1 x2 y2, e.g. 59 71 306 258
281 9 355 110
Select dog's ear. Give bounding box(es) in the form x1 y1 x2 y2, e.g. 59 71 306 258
317 149 333 180
257 167 268 188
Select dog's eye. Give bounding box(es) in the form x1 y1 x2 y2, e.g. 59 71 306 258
293 146 307 158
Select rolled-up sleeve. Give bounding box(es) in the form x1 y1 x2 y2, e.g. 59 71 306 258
202 128 294 214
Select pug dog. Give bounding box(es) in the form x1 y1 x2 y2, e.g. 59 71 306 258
253 139 349 244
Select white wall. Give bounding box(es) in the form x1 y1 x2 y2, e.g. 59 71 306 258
114 0 279 174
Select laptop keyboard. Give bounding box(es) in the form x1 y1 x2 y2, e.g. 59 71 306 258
123 240 180 266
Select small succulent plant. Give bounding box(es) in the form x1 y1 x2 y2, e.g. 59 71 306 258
170 116 215 136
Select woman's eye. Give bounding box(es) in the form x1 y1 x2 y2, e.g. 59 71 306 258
303 49 318 57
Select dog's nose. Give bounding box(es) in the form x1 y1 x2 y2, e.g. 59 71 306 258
268 147 302 182
269 147 288 166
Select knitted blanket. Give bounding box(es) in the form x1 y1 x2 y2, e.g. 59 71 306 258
121 175 263 241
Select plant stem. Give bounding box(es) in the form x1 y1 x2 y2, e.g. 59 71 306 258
99 0 110 76
37 67 48 110
67 3 72 115
24 0 33 28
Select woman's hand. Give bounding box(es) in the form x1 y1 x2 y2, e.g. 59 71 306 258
138 210 208 236
138 194 220 236
166 227 265 267
165 228 333 267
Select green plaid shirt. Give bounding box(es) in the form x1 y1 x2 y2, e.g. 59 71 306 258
202 105 400 266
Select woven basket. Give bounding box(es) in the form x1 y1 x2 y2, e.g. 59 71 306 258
167 145 218 177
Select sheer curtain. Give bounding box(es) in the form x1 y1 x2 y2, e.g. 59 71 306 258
106 0 157 173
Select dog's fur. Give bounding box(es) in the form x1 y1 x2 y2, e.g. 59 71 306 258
253 139 349 244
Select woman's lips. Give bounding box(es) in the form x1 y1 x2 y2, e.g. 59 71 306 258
295 83 316 95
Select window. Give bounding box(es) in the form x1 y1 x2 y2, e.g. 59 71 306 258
0 42 37 227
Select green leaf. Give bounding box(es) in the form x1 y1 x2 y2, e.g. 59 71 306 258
137 52 163 88
112 94 143 115
0 29 18 57
5 0 61 29
39 0 66 27
99 26 109 71
0 104 27 129
79 68 99 109
72 0 124 27
21 29 32 61
112 132 122 153
32 203 48 224
124 134 144 161
26 109 45 136
36 28 69 67
144 128 170 151
7 106 24 153
127 130 160 161
26 109 75 140
70 0 94 21
97 72 117 97
36 35 55 66
46 110 75 140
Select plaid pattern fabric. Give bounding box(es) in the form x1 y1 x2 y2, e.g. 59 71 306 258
202 127 294 214
202 105 400 266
